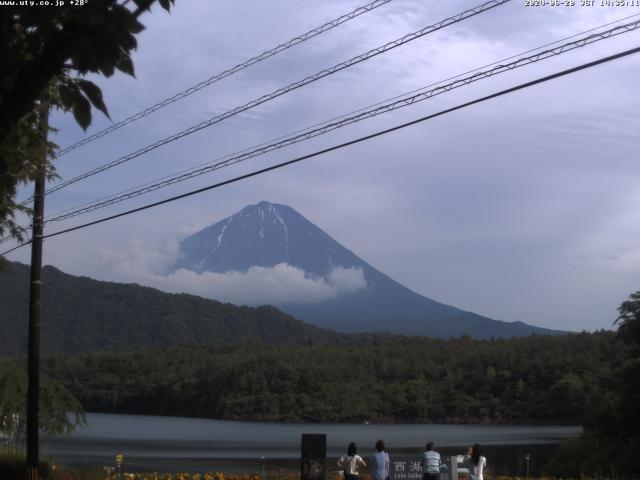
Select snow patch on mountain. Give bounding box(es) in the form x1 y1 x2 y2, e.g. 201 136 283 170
214 216 233 252
270 203 289 259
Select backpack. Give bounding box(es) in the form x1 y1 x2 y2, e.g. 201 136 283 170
343 456 359 480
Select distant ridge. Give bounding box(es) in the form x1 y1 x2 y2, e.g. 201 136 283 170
0 261 342 355
175 201 562 338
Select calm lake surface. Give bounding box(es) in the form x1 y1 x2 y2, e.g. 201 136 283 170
41 413 581 476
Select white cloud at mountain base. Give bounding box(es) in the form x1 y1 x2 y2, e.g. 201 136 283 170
164 264 367 304
92 237 367 305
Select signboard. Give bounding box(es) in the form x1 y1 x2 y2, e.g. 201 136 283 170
391 456 453 480
115 453 124 467
301 433 326 480
391 459 423 480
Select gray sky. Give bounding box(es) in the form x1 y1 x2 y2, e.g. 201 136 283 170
8 0 640 331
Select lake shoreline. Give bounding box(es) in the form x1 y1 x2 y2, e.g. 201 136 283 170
81 409 583 427
40 413 579 476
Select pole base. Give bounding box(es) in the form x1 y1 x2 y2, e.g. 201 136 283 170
26 466 38 480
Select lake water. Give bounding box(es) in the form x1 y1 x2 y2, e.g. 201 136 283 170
41 413 581 476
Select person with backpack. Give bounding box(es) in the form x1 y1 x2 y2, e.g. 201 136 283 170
370 439 390 480
338 442 367 480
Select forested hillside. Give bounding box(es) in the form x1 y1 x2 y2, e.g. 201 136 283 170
28 331 616 425
0 262 341 354
546 291 640 477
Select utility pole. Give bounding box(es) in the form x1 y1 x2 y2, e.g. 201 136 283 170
26 101 49 480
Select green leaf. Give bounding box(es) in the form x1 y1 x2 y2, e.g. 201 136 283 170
132 0 153 11
97 55 116 77
115 4 146 33
77 79 110 119
72 94 92 130
115 54 135 77
57 83 79 111
158 0 174 11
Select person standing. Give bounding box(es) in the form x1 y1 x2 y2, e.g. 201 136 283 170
338 442 366 480
463 444 486 480
421 441 441 480
370 439 390 480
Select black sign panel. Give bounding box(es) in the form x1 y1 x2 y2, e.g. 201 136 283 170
301 433 326 480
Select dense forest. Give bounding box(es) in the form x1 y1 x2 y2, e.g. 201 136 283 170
0 262 342 354
3 331 616 425
545 292 640 477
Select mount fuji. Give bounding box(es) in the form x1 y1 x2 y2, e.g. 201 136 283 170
172 201 560 338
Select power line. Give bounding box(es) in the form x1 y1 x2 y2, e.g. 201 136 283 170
36 0 511 200
4 12 639 243
40 12 640 222
3 44 638 256
55 0 394 158
1 241 31 256
43 18 640 224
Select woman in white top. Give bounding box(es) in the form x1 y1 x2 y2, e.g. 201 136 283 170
338 442 367 480
463 444 487 480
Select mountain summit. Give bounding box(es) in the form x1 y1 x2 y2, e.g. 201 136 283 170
173 201 355 276
174 201 559 338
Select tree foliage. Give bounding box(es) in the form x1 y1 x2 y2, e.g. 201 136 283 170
0 101 57 242
24 331 617 425
0 0 176 240
609 291 640 438
546 291 640 477
0 361 86 453
615 290 640 354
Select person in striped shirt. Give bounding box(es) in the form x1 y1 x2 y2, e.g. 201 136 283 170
421 441 441 480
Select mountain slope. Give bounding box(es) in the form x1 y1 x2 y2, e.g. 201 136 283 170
175 201 561 338
0 261 341 355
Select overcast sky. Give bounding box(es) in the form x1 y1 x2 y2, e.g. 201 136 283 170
8 0 640 331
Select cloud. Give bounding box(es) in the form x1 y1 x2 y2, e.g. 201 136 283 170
178 223 205 236
93 238 367 305
96 236 180 277
163 264 367 305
